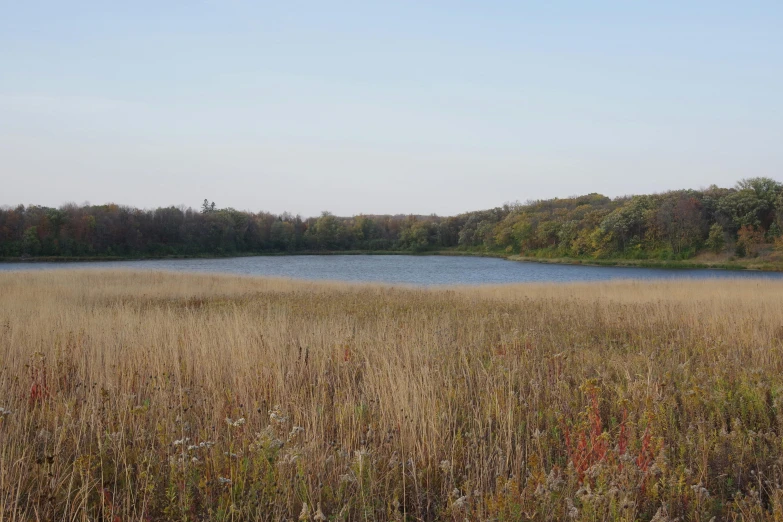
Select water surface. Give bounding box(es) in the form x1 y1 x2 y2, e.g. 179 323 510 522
1 255 782 285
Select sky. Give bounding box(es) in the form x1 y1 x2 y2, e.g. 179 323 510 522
1 1 782 217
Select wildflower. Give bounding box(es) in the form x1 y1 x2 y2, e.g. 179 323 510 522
576 484 592 499
172 437 190 446
269 406 288 424
690 483 710 498
187 441 214 451
453 495 468 510
218 477 232 485
566 498 579 519
224 452 239 458
0 407 11 417
545 468 563 490
191 456 199 463
314 503 327 521
339 473 356 484
650 505 671 522
388 453 399 469
439 460 451 473
288 426 305 441
225 417 245 428
299 501 311 521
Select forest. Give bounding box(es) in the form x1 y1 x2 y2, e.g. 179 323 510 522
1 177 782 261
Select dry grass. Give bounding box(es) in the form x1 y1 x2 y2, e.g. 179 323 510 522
2 271 783 521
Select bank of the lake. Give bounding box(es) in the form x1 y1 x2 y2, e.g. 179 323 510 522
3 253 783 286
0 249 509 264
3 248 783 272
509 254 783 271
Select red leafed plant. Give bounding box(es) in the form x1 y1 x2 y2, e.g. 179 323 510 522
102 488 122 522
563 383 608 483
28 353 50 406
563 382 658 485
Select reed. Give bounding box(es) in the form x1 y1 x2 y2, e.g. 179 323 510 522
2 270 783 521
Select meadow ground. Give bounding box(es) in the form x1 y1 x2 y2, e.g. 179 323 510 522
2 271 783 521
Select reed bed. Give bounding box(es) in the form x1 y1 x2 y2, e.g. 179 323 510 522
2 270 783 521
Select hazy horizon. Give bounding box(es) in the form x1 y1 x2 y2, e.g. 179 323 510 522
3 2 782 216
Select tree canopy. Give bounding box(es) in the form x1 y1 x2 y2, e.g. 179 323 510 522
2 178 781 259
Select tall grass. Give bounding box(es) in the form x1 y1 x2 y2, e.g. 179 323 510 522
2 271 783 520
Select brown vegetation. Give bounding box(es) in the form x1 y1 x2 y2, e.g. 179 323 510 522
2 271 783 520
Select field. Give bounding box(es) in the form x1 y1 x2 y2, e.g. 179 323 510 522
2 271 783 521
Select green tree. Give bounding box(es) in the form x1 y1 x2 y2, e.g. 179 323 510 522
201 199 216 214
21 226 41 256
310 212 346 250
706 223 725 253
768 222 782 242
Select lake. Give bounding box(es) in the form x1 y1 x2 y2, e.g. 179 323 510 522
1 255 782 285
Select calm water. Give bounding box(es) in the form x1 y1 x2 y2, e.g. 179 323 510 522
1 255 782 285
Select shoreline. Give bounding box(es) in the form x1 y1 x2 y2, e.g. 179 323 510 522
0 250 509 264
2 250 781 272
508 255 782 271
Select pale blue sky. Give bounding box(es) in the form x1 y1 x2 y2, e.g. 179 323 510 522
2 1 782 216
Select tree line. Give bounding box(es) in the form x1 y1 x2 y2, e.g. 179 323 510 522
1 178 782 260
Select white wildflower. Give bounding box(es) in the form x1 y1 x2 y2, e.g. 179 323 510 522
225 417 245 428
650 505 671 522
172 437 190 446
288 426 305 441
453 495 468 510
339 473 356 484
269 406 288 425
545 468 563 490
0 407 12 417
566 498 579 519
218 476 232 485
299 501 311 521
439 460 452 473
690 483 710 498
314 502 327 521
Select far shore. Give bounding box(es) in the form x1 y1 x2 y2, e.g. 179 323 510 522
2 249 782 272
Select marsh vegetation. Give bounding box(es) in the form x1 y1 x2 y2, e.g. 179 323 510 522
2 271 783 520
